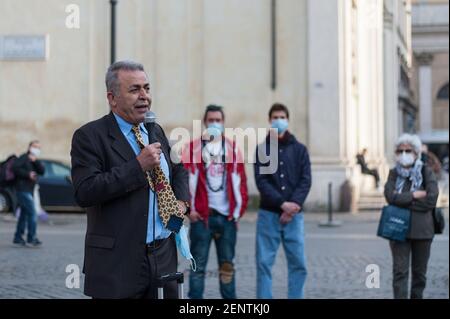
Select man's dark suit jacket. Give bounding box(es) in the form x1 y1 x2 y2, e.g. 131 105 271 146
70 112 189 298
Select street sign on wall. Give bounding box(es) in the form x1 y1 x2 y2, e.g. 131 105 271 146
0 35 49 61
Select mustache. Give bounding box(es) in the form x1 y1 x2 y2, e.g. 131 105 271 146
135 99 151 107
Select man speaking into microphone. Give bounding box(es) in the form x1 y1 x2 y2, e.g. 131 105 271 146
70 60 190 299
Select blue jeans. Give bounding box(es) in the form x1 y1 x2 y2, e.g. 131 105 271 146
188 213 237 299
256 209 307 299
14 191 37 242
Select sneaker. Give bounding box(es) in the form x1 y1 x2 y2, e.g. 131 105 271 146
27 238 42 247
13 238 27 247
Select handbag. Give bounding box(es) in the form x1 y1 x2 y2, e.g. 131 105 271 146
433 207 445 234
377 205 411 242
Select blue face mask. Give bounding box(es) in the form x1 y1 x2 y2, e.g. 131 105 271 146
206 122 224 138
175 225 197 271
271 119 289 134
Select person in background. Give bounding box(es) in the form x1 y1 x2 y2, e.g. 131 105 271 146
254 103 311 299
12 140 45 247
384 134 439 299
356 148 381 190
182 104 248 299
421 144 442 180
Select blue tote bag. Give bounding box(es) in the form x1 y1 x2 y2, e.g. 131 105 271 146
377 205 411 242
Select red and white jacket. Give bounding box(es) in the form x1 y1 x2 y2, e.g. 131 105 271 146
181 137 248 223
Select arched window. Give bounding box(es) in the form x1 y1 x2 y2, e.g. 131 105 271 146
437 83 449 100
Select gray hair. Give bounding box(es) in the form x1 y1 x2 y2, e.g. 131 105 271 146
105 60 145 96
395 133 422 156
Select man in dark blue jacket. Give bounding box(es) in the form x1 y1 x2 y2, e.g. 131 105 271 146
254 103 312 299
12 140 45 247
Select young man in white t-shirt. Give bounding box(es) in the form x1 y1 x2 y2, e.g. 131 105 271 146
182 105 248 299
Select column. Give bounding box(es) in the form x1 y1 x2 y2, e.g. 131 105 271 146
307 0 342 160
383 2 399 163
306 0 349 210
416 53 434 135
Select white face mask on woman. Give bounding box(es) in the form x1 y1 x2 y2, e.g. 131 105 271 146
396 152 415 167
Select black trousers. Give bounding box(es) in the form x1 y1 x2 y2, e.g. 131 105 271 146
389 239 433 299
134 234 179 299
362 168 380 187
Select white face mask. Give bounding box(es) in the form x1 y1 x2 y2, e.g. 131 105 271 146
397 152 415 167
29 147 41 157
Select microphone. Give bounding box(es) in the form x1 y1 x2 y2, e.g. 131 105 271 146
144 111 157 144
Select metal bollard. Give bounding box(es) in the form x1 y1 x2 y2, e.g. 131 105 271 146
319 182 342 227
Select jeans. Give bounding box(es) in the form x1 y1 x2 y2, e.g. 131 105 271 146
389 239 432 299
256 209 307 299
188 213 237 299
14 191 37 242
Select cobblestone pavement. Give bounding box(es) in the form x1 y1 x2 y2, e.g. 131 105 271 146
0 210 448 299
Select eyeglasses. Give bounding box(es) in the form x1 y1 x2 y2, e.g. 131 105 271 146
395 149 413 155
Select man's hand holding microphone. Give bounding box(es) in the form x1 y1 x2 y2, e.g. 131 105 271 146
136 140 189 216
136 142 162 172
